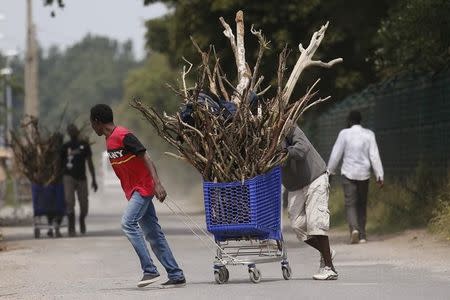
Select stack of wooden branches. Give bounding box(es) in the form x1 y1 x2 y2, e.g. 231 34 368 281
11 117 64 185
132 11 342 182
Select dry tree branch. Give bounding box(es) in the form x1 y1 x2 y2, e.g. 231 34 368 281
282 21 343 104
181 57 194 98
164 152 186 160
11 116 63 185
250 24 270 91
131 11 341 182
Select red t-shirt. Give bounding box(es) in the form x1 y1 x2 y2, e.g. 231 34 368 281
106 126 154 200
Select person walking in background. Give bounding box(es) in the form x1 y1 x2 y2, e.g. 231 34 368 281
89 104 186 288
62 124 97 237
327 110 384 244
282 124 338 280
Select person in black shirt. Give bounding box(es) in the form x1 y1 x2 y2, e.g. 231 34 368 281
62 124 98 236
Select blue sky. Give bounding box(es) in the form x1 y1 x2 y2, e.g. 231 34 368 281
0 0 168 59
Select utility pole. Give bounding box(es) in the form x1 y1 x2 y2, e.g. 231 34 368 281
24 0 39 118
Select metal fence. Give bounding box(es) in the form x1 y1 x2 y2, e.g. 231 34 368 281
309 70 450 178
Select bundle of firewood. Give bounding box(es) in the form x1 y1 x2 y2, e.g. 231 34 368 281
11 117 64 185
132 11 342 182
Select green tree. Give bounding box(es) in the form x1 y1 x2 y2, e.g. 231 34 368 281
116 52 200 194
373 0 450 77
144 0 393 101
116 51 179 148
39 35 138 128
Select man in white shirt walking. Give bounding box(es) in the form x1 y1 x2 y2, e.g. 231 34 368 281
327 111 384 244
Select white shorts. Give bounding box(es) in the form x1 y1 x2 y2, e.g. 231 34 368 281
287 173 330 241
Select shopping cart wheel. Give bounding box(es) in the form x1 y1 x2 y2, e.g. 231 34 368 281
282 264 292 280
222 267 229 282
214 267 229 284
34 228 40 239
248 267 261 283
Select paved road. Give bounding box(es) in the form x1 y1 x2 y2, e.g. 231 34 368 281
1 188 449 300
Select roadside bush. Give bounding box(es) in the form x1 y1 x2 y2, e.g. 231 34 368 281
428 178 450 240
328 186 346 227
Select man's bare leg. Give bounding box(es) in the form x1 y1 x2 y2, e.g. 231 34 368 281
305 235 335 271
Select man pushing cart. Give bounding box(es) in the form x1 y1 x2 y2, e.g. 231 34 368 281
131 10 341 284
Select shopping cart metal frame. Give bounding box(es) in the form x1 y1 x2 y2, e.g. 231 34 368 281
213 236 291 283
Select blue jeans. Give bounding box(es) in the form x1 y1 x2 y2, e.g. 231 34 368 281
121 192 184 280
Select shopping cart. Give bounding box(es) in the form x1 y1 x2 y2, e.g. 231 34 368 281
203 166 291 284
31 183 65 238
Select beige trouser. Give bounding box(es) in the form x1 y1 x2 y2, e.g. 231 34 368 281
287 173 330 241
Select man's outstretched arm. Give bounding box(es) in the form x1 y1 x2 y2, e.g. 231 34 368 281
369 132 384 187
139 152 167 202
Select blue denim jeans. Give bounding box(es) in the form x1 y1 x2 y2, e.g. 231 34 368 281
121 192 184 280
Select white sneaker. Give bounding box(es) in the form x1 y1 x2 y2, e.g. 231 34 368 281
350 230 360 244
359 239 367 244
319 249 336 270
313 266 338 280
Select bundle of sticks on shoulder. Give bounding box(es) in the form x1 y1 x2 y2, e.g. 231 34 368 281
10 116 64 186
132 11 342 183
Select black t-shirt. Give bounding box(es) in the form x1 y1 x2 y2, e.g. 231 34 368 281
61 140 92 180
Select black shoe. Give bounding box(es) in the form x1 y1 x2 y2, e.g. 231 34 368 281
137 274 161 288
68 213 76 236
80 217 86 234
161 278 186 288
55 228 62 238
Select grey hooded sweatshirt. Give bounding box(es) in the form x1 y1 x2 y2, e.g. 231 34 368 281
281 125 327 191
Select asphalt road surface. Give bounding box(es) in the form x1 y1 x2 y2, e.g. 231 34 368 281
1 188 449 300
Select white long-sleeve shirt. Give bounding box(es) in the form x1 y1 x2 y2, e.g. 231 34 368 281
327 125 384 181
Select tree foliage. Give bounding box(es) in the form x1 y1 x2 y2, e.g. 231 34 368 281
43 0 449 84
373 0 450 77
144 0 392 101
116 51 179 149
39 35 138 128
116 52 200 188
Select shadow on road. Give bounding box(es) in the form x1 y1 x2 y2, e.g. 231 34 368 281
2 226 207 242
99 277 313 291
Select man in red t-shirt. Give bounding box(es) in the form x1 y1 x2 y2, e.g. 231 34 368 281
90 104 185 288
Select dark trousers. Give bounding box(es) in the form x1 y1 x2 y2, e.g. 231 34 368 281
63 175 88 217
63 175 88 233
342 176 369 239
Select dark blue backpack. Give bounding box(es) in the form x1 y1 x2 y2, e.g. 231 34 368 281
180 92 234 125
179 91 261 125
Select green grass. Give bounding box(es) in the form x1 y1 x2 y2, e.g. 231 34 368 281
328 186 346 227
